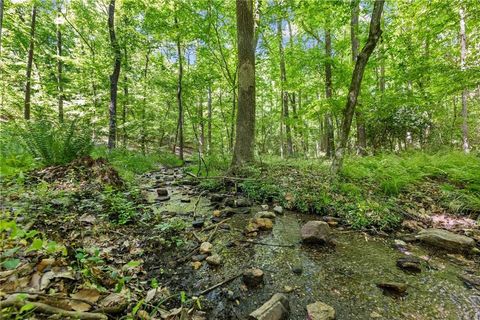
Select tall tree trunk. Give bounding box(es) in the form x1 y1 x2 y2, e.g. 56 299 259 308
207 85 213 154
175 15 184 161
0 0 3 54
122 45 129 147
332 0 384 173
351 0 367 156
324 29 334 157
24 4 37 120
56 4 64 123
199 95 205 154
459 6 469 153
108 0 121 149
231 0 256 167
141 49 150 154
277 19 292 157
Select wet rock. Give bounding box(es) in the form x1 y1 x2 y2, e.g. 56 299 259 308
157 195 171 202
396 256 421 273
301 221 332 244
459 274 480 290
306 301 335 320
199 242 213 254
222 207 251 216
255 211 276 219
292 266 303 275
246 218 273 233
156 188 169 196
248 293 290 320
206 254 222 266
402 220 424 232
321 216 341 227
394 239 408 248
377 282 408 296
243 268 264 288
416 228 475 252
273 206 283 214
212 210 222 217
211 217 222 224
210 194 225 203
192 254 207 262
261 204 269 210
192 219 205 228
226 197 252 207
192 261 202 270
180 198 191 203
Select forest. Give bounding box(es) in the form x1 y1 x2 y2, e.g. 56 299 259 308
0 0 479 319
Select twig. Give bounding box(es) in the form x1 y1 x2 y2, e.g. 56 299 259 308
238 240 295 248
195 274 242 296
201 218 231 232
0 295 107 320
192 232 204 243
5 291 94 306
192 191 206 218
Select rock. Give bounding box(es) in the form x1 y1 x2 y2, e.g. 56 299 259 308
206 254 222 266
301 221 332 244
306 301 335 320
157 196 171 202
211 217 222 224
255 211 276 219
226 197 252 207
199 242 213 254
273 206 283 214
396 256 421 273
192 219 205 228
212 210 222 217
416 228 475 252
402 220 423 232
156 188 168 196
261 204 269 210
222 207 251 216
246 218 273 233
283 286 294 293
192 261 202 270
248 293 290 320
394 239 408 248
210 194 225 203
459 274 480 290
180 198 191 203
191 254 207 262
377 282 408 296
243 268 264 288
292 266 303 275
321 216 341 227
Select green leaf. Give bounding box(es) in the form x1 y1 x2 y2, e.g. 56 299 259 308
2 258 21 270
132 299 144 315
125 260 142 268
20 303 36 313
27 238 43 252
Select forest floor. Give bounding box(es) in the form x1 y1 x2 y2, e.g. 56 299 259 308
0 150 479 319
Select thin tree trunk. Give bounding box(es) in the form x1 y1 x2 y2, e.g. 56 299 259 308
0 0 3 54
230 86 236 151
199 95 205 154
141 49 150 154
351 0 366 156
122 45 129 147
459 6 469 153
56 4 64 123
24 4 37 120
207 85 213 154
231 0 256 167
332 0 384 173
324 29 334 158
175 15 184 161
277 18 292 157
108 0 121 149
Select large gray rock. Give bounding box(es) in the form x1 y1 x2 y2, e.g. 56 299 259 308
306 301 335 320
416 229 475 252
249 293 290 320
301 221 332 244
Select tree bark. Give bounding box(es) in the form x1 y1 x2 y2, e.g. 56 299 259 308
277 18 292 157
24 4 37 120
122 45 129 147
207 85 213 154
56 4 64 123
108 0 121 149
459 6 469 153
1 0 4 55
332 0 384 173
324 29 334 158
175 15 184 161
231 0 256 167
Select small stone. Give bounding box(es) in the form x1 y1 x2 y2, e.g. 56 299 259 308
377 282 408 296
396 256 421 273
206 254 222 266
210 194 225 203
157 196 170 202
306 301 335 320
192 261 202 270
199 242 213 254
243 268 264 288
283 285 294 293
394 239 408 248
249 293 290 320
191 254 207 262
255 211 276 219
212 210 222 217
254 218 273 230
301 221 332 244
292 266 303 275
370 311 382 318
211 217 222 223
236 198 252 207
192 219 205 228
273 206 283 214
156 188 168 196
261 204 269 210
180 198 191 203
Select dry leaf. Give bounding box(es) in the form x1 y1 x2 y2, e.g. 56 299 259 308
71 288 101 303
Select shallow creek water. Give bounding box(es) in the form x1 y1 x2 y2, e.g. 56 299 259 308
144 171 480 320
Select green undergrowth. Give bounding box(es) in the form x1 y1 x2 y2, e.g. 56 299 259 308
198 151 480 230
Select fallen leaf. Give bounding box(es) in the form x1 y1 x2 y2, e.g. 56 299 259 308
71 288 101 303
36 258 55 272
79 214 96 223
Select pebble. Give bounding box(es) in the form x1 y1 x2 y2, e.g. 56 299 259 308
243 268 264 288
192 219 205 228
206 254 222 266
191 254 207 262
273 205 283 214
306 301 335 320
261 204 269 210
199 242 213 254
156 188 168 196
191 261 202 270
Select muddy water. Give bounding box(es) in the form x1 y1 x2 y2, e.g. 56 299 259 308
144 171 479 319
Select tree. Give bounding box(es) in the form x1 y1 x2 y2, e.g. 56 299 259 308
24 4 37 120
0 0 4 54
231 0 256 167
175 14 184 161
108 0 121 149
277 17 292 157
332 0 385 173
56 1 64 123
459 6 469 153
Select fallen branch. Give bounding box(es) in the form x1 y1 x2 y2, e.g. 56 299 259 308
238 240 295 248
195 273 242 296
192 191 207 218
0 295 107 320
201 218 231 232
5 291 94 306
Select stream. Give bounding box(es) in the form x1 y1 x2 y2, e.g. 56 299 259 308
141 168 480 320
